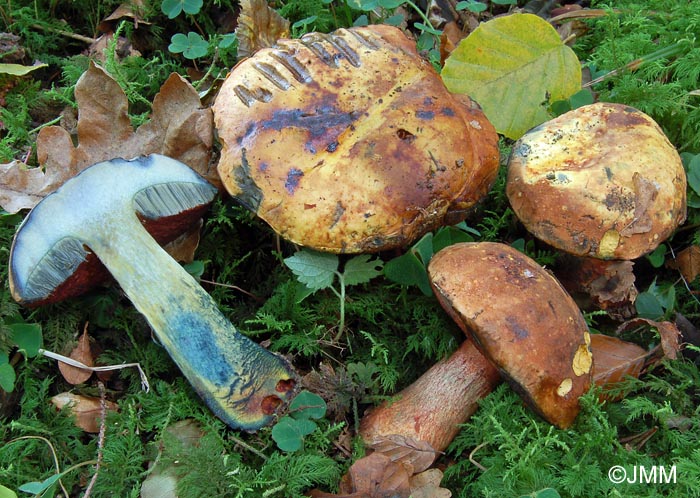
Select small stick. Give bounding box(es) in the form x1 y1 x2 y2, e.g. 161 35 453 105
83 381 107 498
469 442 489 472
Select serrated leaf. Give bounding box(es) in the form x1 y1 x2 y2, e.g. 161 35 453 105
289 390 327 420
442 13 581 139
284 250 338 291
342 254 384 286
9 323 42 357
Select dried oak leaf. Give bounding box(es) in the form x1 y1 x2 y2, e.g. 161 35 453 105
0 61 215 213
590 334 648 401
667 245 700 283
366 434 439 474
235 0 290 60
408 468 452 498
50 392 118 433
58 328 96 385
309 452 412 498
616 318 682 360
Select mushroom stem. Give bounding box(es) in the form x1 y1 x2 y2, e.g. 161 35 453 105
93 208 293 429
9 156 295 431
360 340 500 457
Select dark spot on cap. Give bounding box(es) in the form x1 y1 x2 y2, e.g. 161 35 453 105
416 110 435 120
441 107 455 116
285 168 304 194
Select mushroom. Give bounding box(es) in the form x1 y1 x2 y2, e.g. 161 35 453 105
427 242 593 428
507 102 687 260
8 154 295 431
213 24 499 253
359 339 500 457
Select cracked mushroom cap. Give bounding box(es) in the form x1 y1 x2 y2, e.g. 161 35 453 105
213 24 499 253
428 242 593 428
507 102 687 260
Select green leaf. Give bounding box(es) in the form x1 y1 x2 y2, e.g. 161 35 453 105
383 252 432 296
289 390 326 420
18 472 62 495
684 153 700 196
161 0 203 18
0 63 48 76
284 250 338 292
0 484 18 498
168 32 209 59
519 489 561 498
0 363 16 393
646 244 666 268
442 13 581 139
183 260 205 278
342 255 384 286
271 416 317 452
9 323 42 358
456 1 488 13
636 292 665 320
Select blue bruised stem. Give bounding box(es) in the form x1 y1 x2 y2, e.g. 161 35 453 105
96 210 295 429
9 156 296 430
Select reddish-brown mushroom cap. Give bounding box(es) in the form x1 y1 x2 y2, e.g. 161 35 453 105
213 25 499 253
428 242 593 428
506 102 686 260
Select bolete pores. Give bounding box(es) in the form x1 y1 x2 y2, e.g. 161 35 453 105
428 242 593 428
213 24 499 253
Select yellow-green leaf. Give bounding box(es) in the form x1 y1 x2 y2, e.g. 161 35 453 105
441 13 581 139
0 63 47 76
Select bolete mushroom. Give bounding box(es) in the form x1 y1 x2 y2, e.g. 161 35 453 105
8 154 295 430
507 102 687 260
427 242 593 428
359 339 500 458
213 24 499 253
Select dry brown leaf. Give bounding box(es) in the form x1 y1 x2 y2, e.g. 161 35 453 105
667 245 700 283
50 392 118 433
409 468 451 498
58 328 95 385
616 318 682 360
99 0 150 31
162 219 202 263
367 435 439 474
440 21 464 63
556 256 637 319
590 334 647 400
0 62 215 213
235 0 290 60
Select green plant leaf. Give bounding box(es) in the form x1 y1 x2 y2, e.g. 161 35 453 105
0 484 18 498
17 472 63 495
684 153 700 195
168 32 209 59
342 255 384 286
271 416 317 452
284 250 338 292
9 323 42 358
289 390 326 420
0 63 48 76
519 489 561 498
383 252 432 295
161 0 203 18
442 13 581 139
0 363 16 393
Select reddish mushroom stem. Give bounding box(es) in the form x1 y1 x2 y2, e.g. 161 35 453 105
359 339 500 455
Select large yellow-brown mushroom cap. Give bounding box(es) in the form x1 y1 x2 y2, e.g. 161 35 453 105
507 102 686 260
213 25 499 253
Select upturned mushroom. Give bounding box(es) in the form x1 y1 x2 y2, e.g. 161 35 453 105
427 242 593 428
507 102 687 260
8 154 295 431
213 24 499 253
